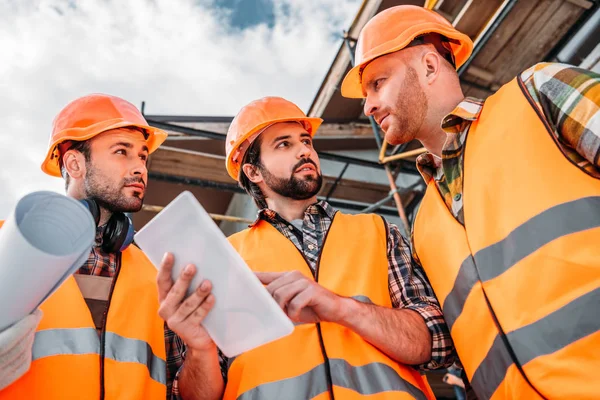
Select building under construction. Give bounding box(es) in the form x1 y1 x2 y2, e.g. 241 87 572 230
133 0 600 397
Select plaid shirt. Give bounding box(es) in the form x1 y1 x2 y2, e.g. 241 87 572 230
416 63 600 225
257 201 452 370
78 227 184 399
172 201 454 398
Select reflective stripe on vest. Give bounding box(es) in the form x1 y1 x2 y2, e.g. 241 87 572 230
237 359 427 400
444 196 600 330
470 287 600 399
412 75 600 399
227 213 434 400
442 196 600 397
32 328 167 385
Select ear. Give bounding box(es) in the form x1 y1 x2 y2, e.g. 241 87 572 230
62 150 86 181
422 51 441 84
241 163 263 184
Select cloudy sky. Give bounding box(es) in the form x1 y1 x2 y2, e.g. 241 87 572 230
0 0 360 218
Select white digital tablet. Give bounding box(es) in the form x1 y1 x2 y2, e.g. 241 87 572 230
134 191 294 357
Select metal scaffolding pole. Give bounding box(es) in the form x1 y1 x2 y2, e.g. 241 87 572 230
149 171 402 217
325 162 350 201
142 204 254 224
146 119 423 175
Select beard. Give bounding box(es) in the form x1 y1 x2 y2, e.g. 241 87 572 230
260 158 323 200
84 162 145 213
385 66 428 145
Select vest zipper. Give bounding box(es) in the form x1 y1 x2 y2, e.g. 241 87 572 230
99 253 122 400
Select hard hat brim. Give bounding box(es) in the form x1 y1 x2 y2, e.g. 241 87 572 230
226 116 323 181
41 119 168 177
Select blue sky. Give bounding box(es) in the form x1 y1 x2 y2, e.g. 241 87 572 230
214 0 278 29
0 0 360 218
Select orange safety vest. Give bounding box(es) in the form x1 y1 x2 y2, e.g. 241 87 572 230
0 234 167 400
413 77 600 399
226 213 435 400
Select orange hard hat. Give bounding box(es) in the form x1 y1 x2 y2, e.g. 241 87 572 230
341 5 473 98
41 93 168 177
225 96 323 181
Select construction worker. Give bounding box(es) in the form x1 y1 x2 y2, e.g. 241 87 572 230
0 94 184 399
341 5 600 400
157 96 455 400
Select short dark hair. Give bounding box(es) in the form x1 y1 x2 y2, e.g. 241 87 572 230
238 135 268 210
60 140 91 190
407 33 457 68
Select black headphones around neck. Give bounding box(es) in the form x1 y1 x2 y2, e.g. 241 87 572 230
79 198 134 253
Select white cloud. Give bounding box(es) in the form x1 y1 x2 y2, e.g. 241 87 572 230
0 0 359 218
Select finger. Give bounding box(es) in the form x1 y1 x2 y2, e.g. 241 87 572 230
265 271 304 295
286 288 314 321
156 252 175 302
158 264 197 320
271 279 309 310
255 271 286 284
185 293 216 327
167 280 213 326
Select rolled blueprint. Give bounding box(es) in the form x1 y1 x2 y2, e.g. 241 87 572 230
0 191 95 330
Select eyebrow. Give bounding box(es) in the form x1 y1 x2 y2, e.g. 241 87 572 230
362 63 391 91
111 142 149 153
271 135 291 144
363 76 379 92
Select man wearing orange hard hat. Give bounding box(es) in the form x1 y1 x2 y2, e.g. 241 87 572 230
342 5 600 400
160 96 454 400
0 94 187 399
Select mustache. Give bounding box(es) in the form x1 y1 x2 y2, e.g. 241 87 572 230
292 158 318 172
123 177 146 188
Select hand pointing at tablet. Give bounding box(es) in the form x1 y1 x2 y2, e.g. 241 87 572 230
256 271 344 324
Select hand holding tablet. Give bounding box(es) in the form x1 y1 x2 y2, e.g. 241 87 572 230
135 191 294 357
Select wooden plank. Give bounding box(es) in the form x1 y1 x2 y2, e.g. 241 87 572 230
467 0 583 86
464 65 495 83
437 0 471 21
149 146 235 185
494 0 583 84
565 0 593 9
469 0 541 69
454 0 504 38
148 146 413 205
166 121 377 140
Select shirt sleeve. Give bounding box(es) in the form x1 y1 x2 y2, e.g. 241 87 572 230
164 324 185 399
522 63 600 171
168 336 229 400
386 222 455 370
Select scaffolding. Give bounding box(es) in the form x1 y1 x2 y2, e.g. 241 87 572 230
141 0 584 234
142 116 425 224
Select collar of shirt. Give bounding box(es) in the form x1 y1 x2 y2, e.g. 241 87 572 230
416 97 484 183
250 200 336 227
